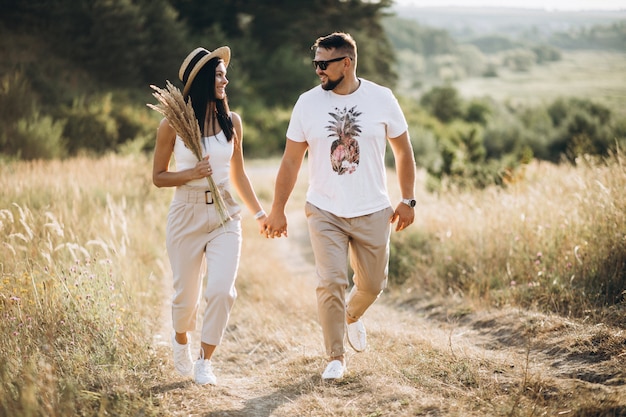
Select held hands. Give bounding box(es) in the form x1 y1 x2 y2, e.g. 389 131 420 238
261 211 288 239
391 202 415 232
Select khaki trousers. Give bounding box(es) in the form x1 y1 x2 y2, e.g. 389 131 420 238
166 185 242 346
305 202 393 357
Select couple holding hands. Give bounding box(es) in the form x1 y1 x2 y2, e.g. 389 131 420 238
152 32 416 385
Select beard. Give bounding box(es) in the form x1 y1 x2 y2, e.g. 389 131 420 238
322 74 345 91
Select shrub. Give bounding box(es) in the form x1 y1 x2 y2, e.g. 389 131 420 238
464 99 491 125
531 44 562 63
469 35 520 53
426 122 522 190
389 230 433 286
238 103 291 158
549 105 615 163
62 95 119 155
420 85 463 123
0 72 34 128
502 48 537 72
14 114 67 160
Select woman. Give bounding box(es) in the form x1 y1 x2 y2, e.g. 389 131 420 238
152 46 266 385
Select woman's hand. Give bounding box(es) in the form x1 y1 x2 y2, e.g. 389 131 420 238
192 155 212 180
262 211 288 238
255 214 267 234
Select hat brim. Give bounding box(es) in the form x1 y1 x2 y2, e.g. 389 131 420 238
180 46 231 96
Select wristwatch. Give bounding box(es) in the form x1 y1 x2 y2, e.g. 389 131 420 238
401 198 417 208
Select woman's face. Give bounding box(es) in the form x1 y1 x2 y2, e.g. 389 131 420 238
215 62 228 100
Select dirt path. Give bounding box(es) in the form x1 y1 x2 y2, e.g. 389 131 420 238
150 173 626 416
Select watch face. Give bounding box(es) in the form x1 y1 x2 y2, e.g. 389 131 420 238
409 199 416 207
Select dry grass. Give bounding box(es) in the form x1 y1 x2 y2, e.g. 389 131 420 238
398 152 626 324
0 154 168 416
1 154 625 416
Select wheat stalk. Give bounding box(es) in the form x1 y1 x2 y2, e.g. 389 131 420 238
147 81 231 226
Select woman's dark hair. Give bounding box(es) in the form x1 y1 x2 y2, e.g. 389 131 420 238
187 57 234 141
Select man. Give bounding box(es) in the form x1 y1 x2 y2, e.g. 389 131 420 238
264 32 416 380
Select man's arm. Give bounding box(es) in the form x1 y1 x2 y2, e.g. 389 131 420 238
388 131 417 232
263 139 308 238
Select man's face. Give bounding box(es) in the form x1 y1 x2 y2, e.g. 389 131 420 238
313 48 348 91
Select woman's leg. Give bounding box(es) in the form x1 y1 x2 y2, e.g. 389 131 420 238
199 219 242 359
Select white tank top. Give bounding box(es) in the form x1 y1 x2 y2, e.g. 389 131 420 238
173 130 233 187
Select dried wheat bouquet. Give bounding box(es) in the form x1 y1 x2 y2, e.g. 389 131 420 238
147 81 230 225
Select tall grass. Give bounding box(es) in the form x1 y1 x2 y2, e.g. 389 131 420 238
1 151 624 416
392 150 626 324
0 154 168 416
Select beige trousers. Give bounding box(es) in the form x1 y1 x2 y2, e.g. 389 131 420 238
305 202 393 357
166 185 242 346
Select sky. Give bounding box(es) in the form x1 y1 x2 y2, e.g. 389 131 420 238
393 0 626 11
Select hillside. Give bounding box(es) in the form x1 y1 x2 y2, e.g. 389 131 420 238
391 6 626 38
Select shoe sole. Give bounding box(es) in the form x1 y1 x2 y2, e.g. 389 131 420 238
347 339 365 352
175 367 194 377
194 379 217 385
346 326 366 352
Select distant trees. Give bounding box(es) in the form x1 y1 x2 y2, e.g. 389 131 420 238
169 0 396 106
0 0 395 158
414 85 626 190
380 14 626 189
550 20 626 51
420 86 463 123
384 17 457 56
1 0 187 88
1 1 625 168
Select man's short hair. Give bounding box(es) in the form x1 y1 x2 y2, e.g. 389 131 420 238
313 32 357 59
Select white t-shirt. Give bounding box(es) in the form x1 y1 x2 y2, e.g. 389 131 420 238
173 130 232 187
286 78 408 218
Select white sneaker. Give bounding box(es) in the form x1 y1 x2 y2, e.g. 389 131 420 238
171 333 193 377
322 360 346 380
347 320 367 352
194 358 217 385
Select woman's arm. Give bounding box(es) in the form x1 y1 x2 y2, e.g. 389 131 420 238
228 112 266 226
152 118 213 188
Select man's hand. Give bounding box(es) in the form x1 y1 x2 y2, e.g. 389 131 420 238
262 211 288 238
390 203 415 232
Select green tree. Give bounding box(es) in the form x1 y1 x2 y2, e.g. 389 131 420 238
468 35 519 53
464 99 491 125
420 85 463 123
171 0 397 106
543 98 616 162
383 16 458 56
1 0 400 157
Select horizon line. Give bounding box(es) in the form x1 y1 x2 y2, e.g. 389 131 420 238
391 3 626 12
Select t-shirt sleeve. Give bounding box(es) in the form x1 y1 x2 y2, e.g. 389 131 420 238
385 90 408 139
286 95 306 142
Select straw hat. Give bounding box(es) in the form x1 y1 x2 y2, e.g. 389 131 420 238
179 46 230 96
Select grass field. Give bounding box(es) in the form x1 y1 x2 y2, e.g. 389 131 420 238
453 50 626 115
0 153 624 416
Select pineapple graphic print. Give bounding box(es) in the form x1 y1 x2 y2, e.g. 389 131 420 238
327 106 361 175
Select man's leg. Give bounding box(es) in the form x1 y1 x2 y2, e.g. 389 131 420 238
345 207 394 351
305 202 350 360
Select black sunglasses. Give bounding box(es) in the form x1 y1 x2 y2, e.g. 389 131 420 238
312 56 349 70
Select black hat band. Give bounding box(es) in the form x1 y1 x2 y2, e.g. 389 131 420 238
182 49 209 84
